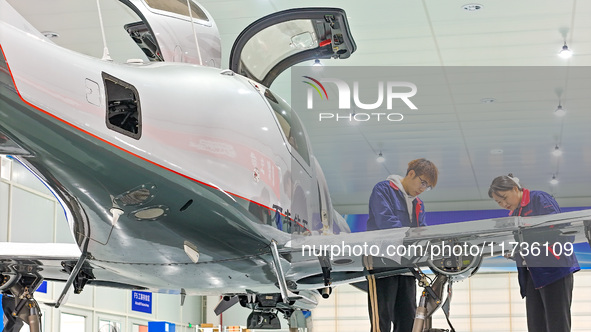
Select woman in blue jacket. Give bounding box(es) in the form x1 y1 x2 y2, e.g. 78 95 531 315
488 174 579 332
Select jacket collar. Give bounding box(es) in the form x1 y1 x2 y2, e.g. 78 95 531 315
509 189 530 216
389 181 421 203
389 181 399 190
520 188 531 207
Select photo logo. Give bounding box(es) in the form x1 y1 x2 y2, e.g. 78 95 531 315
302 76 418 122
302 76 328 102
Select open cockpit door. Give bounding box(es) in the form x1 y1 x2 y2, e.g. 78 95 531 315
229 8 356 87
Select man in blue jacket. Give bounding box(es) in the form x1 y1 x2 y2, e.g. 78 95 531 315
366 158 438 332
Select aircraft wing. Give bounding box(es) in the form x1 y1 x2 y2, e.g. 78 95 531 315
0 243 80 290
405 209 591 243
0 242 81 260
285 209 591 288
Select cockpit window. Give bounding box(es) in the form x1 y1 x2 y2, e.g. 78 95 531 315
264 89 310 165
143 0 209 22
239 20 317 83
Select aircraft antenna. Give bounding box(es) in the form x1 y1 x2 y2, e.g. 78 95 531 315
96 0 113 61
186 0 203 65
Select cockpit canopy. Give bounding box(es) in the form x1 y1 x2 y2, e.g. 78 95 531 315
229 7 356 87
124 0 221 67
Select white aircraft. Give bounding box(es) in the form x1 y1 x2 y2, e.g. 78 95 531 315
1 1 591 331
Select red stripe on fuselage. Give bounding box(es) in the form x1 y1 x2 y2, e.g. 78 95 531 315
0 44 290 220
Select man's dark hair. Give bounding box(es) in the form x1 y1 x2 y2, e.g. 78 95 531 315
406 158 438 187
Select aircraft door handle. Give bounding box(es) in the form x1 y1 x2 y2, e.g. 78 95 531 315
85 78 101 106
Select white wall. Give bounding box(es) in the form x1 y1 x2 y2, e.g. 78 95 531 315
311 271 591 332
33 282 203 332
1 156 203 332
0 155 71 243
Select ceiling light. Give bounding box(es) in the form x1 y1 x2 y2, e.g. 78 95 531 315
552 145 562 157
554 103 566 117
462 3 483 11
41 31 59 39
313 59 323 66
376 152 385 163
558 42 573 59
550 175 559 185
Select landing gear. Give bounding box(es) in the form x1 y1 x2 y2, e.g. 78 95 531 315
1 270 44 332
246 308 309 330
240 293 284 329
236 291 315 330
246 310 281 329
237 240 316 330
411 271 450 332
411 243 483 332
1 251 92 332
2 293 42 332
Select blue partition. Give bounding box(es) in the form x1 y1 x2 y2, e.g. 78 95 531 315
148 321 175 332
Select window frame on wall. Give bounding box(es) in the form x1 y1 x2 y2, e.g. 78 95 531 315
58 309 91 332
97 314 124 332
129 319 149 332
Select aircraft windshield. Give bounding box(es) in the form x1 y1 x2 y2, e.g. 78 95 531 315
264 89 310 166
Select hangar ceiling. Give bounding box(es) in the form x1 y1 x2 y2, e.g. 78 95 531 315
204 0 591 214
8 0 591 214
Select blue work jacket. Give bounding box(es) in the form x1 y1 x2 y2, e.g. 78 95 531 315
366 180 426 231
511 189 580 298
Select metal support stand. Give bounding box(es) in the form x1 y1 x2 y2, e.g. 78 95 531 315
47 250 87 308
270 240 290 303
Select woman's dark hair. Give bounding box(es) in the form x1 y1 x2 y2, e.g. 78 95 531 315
488 173 522 198
407 158 439 187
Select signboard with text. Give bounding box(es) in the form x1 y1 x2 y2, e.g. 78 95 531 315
131 291 152 314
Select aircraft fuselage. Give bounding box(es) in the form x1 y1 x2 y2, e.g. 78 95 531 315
0 5 328 294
